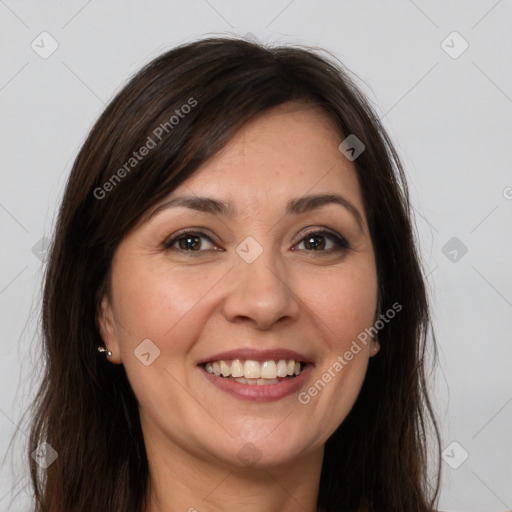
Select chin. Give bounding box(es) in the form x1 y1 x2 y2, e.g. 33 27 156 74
219 431 316 469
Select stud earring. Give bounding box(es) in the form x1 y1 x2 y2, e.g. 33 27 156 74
97 345 112 358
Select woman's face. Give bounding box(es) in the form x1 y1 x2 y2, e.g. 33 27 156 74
98 102 379 470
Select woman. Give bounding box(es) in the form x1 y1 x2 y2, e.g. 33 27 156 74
25 36 441 511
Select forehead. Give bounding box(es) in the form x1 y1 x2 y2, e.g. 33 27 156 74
168 103 364 216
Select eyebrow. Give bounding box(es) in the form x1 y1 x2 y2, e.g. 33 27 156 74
145 193 364 231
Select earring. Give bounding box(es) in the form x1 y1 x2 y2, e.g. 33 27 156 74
97 345 112 357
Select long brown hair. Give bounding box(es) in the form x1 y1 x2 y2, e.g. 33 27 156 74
19 36 441 511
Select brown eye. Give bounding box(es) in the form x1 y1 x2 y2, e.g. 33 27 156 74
164 231 217 252
294 230 350 253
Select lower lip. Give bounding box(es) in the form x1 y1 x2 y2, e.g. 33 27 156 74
200 365 312 402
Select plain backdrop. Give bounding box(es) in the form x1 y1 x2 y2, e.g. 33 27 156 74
0 1 511 511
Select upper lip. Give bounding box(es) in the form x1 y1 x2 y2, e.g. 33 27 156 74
197 348 314 365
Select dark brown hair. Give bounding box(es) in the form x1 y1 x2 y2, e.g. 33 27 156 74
19 36 441 511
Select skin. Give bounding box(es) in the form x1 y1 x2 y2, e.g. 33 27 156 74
98 102 380 512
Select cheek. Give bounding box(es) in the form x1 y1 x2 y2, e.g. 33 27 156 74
298 268 376 434
110 261 218 408
111 259 220 341
300 262 378 350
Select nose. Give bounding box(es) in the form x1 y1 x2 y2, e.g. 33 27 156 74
221 245 301 330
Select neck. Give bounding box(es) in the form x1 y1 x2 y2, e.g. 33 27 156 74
143 436 323 512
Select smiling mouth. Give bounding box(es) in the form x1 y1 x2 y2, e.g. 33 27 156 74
201 359 306 385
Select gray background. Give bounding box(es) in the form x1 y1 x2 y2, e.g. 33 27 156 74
1 1 511 510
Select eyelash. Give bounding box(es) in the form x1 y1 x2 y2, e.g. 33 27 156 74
162 228 350 256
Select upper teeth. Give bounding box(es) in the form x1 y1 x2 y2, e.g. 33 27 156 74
204 359 302 379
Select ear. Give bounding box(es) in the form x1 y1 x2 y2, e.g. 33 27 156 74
97 294 121 364
370 339 380 357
